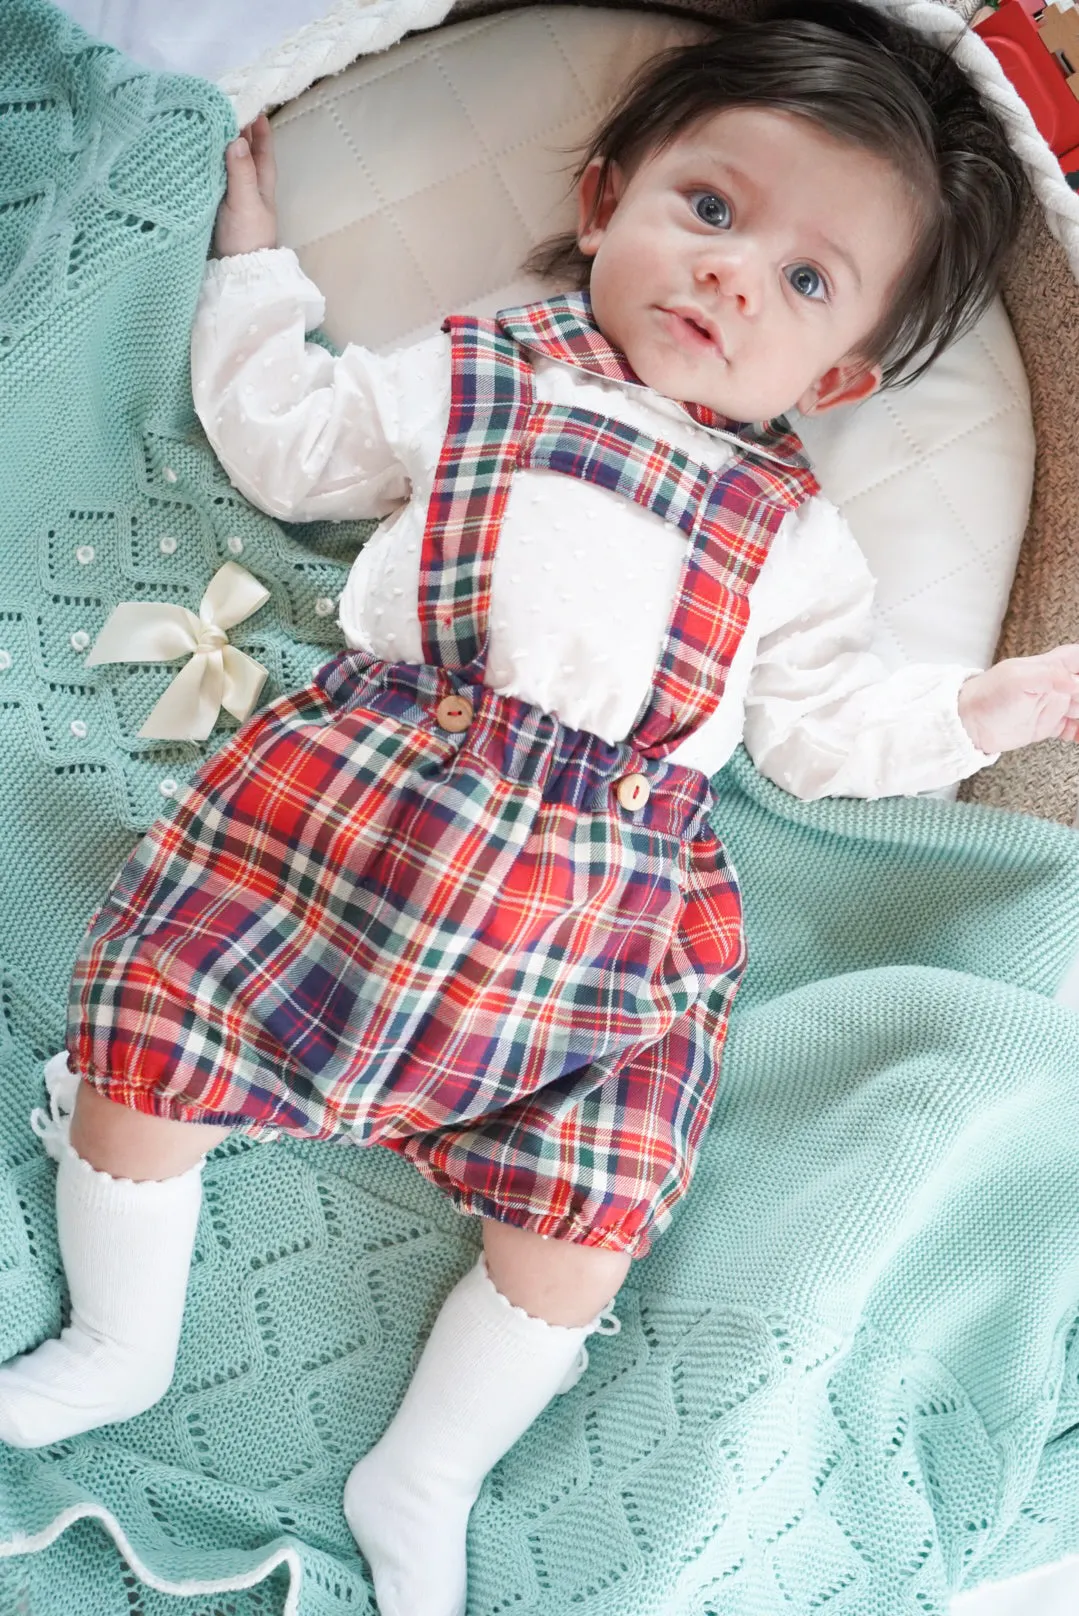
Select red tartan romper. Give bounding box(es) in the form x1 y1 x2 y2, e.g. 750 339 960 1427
68 293 818 1256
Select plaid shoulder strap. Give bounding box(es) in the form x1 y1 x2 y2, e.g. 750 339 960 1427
417 316 532 670
632 443 818 759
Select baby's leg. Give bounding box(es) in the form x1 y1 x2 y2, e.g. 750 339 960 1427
344 1221 631 1616
70 1078 229 1179
0 1079 229 1448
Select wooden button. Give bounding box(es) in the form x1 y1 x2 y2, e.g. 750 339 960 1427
434 694 473 733
615 772 650 811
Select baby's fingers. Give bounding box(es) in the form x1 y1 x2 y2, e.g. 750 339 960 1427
225 133 259 192
247 113 277 204
1047 642 1079 676
1019 647 1079 697
217 129 277 254
1037 659 1079 740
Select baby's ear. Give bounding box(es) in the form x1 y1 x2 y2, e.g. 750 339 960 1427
577 160 624 258
798 360 882 416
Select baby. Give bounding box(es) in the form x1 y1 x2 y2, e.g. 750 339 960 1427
1 2 1077 1614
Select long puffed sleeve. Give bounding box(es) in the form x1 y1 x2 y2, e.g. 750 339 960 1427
743 497 999 799
190 247 418 522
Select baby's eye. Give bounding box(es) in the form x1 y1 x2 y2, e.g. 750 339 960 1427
690 192 731 229
786 263 828 301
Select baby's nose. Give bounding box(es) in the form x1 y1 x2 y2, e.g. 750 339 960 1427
694 245 763 316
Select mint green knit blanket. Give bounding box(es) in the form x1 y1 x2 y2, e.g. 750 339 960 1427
4 4 1079 1612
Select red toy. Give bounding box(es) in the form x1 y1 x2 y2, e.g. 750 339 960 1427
974 0 1079 181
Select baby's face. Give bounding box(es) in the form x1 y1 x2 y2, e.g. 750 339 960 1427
577 106 920 422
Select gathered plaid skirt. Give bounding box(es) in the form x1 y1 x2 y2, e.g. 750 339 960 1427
67 651 746 1254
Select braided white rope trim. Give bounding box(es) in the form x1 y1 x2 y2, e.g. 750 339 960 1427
875 0 1079 283
220 0 455 127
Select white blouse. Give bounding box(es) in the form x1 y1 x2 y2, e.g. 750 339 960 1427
190 248 997 800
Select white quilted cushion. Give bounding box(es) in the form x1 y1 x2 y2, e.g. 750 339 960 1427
271 4 1034 678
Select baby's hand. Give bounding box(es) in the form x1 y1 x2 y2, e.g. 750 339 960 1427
958 645 1079 754
214 114 277 257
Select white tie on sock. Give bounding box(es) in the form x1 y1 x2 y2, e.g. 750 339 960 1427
343 1255 618 1616
0 1144 203 1448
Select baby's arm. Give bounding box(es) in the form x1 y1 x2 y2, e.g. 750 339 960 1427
742 498 1001 800
191 119 413 523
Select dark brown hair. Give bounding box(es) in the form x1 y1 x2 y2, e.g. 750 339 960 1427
525 0 1029 387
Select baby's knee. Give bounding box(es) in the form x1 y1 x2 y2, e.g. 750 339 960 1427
69 1078 227 1179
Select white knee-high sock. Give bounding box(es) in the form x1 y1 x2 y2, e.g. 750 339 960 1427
344 1256 615 1616
0 1145 203 1448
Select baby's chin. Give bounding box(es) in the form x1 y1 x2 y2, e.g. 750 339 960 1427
665 384 803 427
684 389 803 425
625 349 803 427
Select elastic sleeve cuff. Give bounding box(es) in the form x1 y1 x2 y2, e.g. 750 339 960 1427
202 245 307 287
197 247 326 337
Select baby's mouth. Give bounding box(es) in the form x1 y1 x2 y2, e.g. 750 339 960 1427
658 306 725 358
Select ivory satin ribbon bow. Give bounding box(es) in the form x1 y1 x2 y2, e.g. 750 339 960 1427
86 561 271 741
